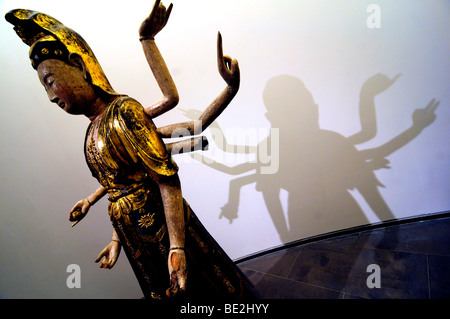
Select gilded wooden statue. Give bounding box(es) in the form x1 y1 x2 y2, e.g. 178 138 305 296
5 1 257 299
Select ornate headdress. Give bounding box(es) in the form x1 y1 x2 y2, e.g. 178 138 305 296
5 9 118 96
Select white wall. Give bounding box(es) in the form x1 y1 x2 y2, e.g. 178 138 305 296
0 0 448 298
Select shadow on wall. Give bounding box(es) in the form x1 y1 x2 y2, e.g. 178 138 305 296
186 74 439 244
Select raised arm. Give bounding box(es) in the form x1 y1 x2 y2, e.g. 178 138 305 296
157 32 240 138
347 74 401 145
140 0 179 118
360 99 439 159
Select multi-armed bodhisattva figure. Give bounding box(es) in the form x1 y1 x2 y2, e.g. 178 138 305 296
6 0 257 299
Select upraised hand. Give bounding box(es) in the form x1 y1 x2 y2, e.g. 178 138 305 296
412 98 439 129
139 0 173 41
217 32 240 89
361 73 401 96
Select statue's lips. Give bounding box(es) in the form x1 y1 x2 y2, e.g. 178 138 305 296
58 102 65 109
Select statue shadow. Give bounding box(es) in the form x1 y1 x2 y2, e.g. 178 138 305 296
188 74 439 244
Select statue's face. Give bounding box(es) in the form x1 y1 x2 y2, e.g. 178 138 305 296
37 59 96 116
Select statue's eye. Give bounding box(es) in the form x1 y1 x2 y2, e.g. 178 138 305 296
46 77 55 87
43 73 55 87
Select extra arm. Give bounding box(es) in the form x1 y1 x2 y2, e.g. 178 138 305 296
69 185 107 227
95 228 122 269
149 170 187 296
140 1 179 118
157 32 240 138
360 99 439 159
141 38 179 118
348 74 401 145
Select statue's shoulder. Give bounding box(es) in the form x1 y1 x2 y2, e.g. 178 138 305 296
109 95 143 116
106 96 155 130
104 96 178 175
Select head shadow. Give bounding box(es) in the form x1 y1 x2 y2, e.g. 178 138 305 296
188 73 438 244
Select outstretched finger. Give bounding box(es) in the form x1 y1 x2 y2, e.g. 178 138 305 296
424 99 439 113
71 220 80 228
217 31 224 68
149 0 162 21
428 99 440 114
217 32 233 80
95 248 107 263
158 3 173 31
94 255 103 263
391 73 402 84
165 3 173 22
95 255 104 264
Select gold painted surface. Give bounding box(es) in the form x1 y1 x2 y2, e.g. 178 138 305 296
84 96 176 243
6 9 118 96
106 96 179 177
138 212 156 229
